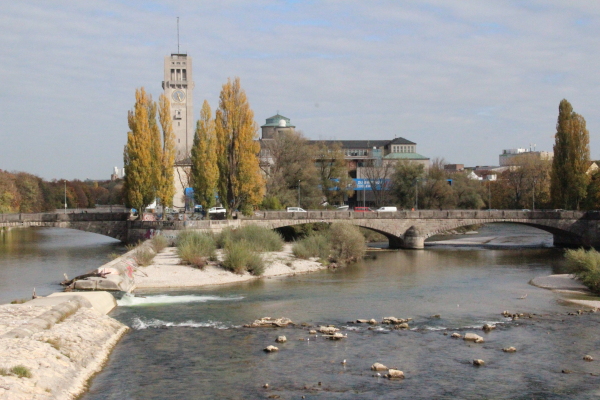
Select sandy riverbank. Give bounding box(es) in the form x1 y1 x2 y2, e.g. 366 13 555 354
530 274 600 309
132 243 327 290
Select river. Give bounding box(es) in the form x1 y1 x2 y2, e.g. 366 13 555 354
2 224 600 399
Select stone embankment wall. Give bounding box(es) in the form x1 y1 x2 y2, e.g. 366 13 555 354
0 292 128 400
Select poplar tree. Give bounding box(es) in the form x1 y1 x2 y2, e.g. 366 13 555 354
550 99 590 209
156 94 176 212
215 77 265 216
191 100 219 210
123 88 157 214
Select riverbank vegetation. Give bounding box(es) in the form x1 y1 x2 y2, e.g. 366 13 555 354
292 223 366 266
564 248 600 293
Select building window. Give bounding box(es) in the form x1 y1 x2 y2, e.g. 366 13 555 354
171 69 175 81
182 69 187 80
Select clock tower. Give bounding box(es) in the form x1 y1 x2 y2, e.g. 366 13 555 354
162 53 194 159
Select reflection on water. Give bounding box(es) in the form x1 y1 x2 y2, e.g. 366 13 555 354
0 227 122 304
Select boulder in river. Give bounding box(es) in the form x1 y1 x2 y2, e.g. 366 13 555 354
356 319 369 323
264 345 279 352
382 316 408 324
368 319 378 325
386 369 405 379
325 332 346 340
584 355 594 362
318 326 339 334
245 317 293 328
482 324 496 332
393 323 410 330
451 333 462 339
473 359 485 366
502 347 517 353
463 333 484 343
275 336 287 343
371 363 388 371
309 329 317 335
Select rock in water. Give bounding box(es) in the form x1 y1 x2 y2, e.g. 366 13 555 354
371 362 388 371
264 345 279 352
473 359 485 366
368 319 378 325
451 333 462 339
275 336 287 343
482 324 496 332
245 317 293 328
463 333 484 343
386 369 405 379
584 355 594 362
503 347 517 353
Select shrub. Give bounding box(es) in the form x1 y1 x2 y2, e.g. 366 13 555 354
10 299 28 304
359 227 387 243
0 368 8 376
176 231 216 268
134 247 155 267
328 223 367 265
11 365 32 378
222 241 253 274
246 252 265 276
292 234 331 260
216 226 283 252
565 248 600 293
150 234 169 253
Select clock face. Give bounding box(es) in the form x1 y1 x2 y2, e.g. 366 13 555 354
172 90 186 102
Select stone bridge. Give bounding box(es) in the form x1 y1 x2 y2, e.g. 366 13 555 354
2 210 600 249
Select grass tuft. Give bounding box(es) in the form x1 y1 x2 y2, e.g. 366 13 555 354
292 234 331 260
221 240 265 275
134 247 156 267
176 231 216 269
11 365 32 378
216 226 283 252
150 234 169 253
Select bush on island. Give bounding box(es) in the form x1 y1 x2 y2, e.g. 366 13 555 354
565 248 600 293
176 231 217 269
150 234 169 253
135 246 155 267
216 226 283 252
222 240 265 275
329 222 367 265
292 233 331 260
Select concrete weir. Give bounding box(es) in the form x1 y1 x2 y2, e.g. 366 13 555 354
0 292 128 399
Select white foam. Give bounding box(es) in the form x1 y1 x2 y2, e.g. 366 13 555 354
132 317 231 330
117 293 244 307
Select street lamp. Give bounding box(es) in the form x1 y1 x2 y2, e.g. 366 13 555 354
297 180 301 207
532 178 537 211
414 178 420 210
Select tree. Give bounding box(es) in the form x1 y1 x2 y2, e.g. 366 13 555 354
215 78 265 216
123 88 158 214
551 99 590 209
391 161 425 209
261 130 321 208
0 170 19 213
314 142 353 205
360 158 395 208
156 94 176 213
191 100 219 210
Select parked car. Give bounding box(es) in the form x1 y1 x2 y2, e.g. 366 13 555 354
374 206 398 212
286 207 306 212
354 207 373 212
194 205 203 213
208 207 226 214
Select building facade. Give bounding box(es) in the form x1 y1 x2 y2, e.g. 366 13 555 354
162 53 195 160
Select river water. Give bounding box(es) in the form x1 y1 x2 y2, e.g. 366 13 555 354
2 225 600 399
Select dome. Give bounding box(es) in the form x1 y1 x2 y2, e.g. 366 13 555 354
278 119 287 127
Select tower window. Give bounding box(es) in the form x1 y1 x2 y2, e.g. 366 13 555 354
182 69 187 80
171 69 175 81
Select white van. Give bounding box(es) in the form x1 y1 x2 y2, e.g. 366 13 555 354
374 206 398 212
286 207 306 212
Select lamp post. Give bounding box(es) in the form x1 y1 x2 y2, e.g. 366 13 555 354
297 180 301 207
414 178 419 211
532 178 537 211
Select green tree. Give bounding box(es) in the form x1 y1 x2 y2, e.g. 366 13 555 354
215 78 265 216
14 172 44 213
191 100 219 210
156 94 176 213
0 170 19 213
391 161 425 209
123 88 158 214
261 130 321 208
314 142 353 205
551 99 590 209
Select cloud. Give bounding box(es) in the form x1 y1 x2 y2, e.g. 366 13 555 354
1 0 600 179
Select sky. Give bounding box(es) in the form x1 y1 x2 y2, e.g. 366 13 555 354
1 1 600 180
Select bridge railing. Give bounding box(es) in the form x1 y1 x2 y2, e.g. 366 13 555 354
0 212 130 223
242 210 597 220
